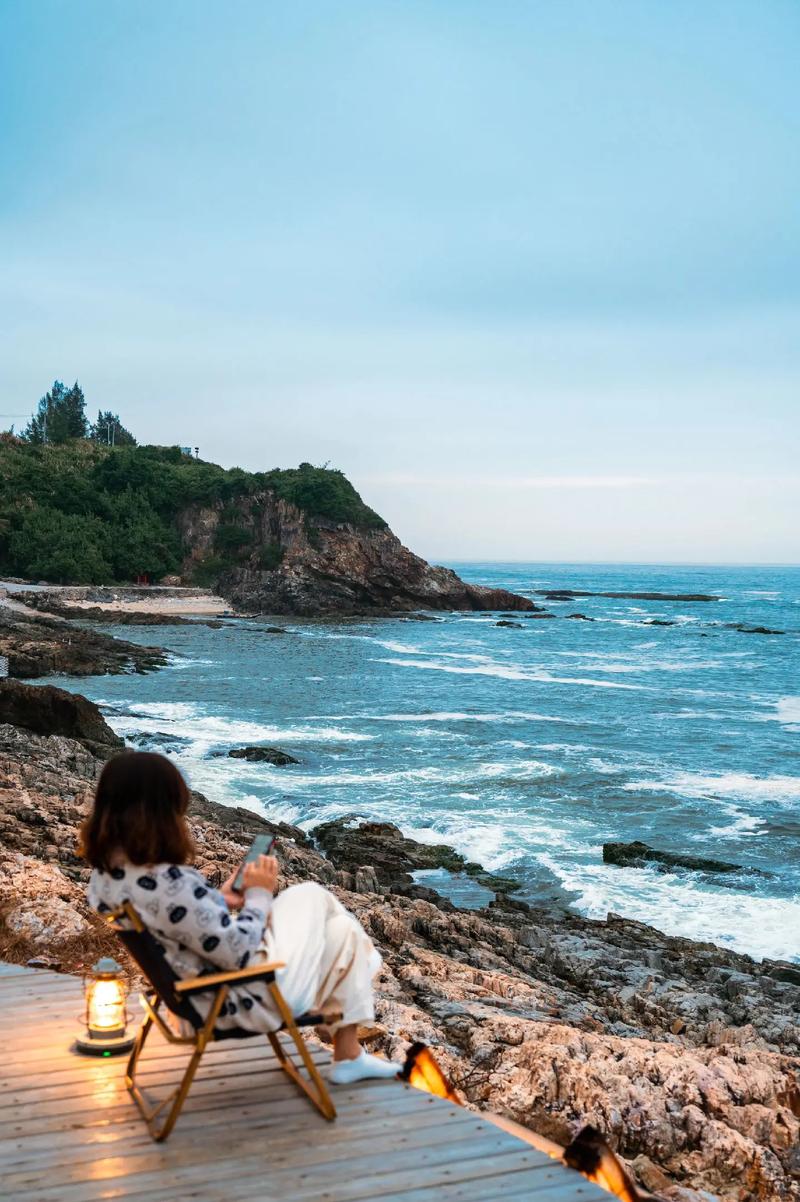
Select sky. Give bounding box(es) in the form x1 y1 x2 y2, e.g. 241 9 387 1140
1 0 799 563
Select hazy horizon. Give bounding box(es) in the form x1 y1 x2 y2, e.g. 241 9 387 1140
1 1 798 563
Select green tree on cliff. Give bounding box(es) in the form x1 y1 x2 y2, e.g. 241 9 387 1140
91 410 137 446
23 381 89 444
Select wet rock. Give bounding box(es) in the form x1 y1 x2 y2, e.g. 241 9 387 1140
225 746 299 765
725 623 785 636
312 818 522 897
128 730 193 751
644 618 676 626
536 590 721 602
602 840 767 877
564 612 595 621
496 619 524 628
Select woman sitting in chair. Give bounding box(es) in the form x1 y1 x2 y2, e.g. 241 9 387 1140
82 749 400 1085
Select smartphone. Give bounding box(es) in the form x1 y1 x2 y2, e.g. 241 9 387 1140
232 834 276 893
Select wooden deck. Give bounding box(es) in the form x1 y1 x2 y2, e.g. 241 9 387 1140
0 962 605 1202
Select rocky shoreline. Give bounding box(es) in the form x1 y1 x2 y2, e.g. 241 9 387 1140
0 599 168 677
0 672 798 1201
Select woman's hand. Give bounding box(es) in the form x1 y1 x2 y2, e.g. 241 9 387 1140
243 854 279 894
219 868 244 910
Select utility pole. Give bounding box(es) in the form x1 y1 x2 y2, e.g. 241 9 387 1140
101 420 117 446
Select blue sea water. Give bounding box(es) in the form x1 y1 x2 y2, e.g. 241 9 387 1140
45 564 800 963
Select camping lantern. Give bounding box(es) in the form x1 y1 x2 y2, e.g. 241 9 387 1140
75 957 135 1056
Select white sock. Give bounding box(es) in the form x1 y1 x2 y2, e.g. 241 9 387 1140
329 1049 401 1085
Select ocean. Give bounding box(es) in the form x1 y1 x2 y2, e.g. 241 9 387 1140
45 563 800 964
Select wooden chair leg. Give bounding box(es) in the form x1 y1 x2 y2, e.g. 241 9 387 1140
267 983 337 1121
127 989 228 1142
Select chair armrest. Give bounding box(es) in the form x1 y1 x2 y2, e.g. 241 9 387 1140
174 961 286 996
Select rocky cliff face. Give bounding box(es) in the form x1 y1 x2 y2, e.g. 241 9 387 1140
177 495 533 615
1 687 798 1201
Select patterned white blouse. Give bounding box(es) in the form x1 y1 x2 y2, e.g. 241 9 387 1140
88 861 280 1033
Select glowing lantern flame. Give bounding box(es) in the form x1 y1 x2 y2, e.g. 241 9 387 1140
87 976 127 1032
399 1042 461 1104
564 1126 647 1202
75 957 135 1056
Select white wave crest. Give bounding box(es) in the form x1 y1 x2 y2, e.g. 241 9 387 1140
378 658 649 691
109 703 375 748
538 854 800 962
624 771 800 804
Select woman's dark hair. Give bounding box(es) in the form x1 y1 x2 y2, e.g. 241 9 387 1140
79 751 194 869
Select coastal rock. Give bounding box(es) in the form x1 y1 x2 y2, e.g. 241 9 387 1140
496 619 524 628
536 590 721 603
0 603 167 678
1 692 799 1201
312 817 522 897
225 746 299 765
725 624 784 636
178 494 534 616
16 595 225 628
602 841 766 877
0 680 123 756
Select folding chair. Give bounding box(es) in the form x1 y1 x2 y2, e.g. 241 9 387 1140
105 900 338 1141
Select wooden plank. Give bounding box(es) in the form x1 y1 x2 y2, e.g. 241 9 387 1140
0 963 40 977
0 1036 330 1090
0 1086 433 1162
5 1139 541 1202
0 1109 483 1193
0 1100 467 1171
0 964 601 1202
0 1076 433 1154
372 1164 598 1202
0 1044 337 1111
0 1077 431 1140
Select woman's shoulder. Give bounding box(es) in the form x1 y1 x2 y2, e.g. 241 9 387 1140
88 861 206 895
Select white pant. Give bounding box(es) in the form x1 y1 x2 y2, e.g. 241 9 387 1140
257 881 382 1033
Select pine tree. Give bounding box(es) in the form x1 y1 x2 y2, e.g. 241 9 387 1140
23 380 88 444
91 410 137 446
61 382 89 439
23 381 66 444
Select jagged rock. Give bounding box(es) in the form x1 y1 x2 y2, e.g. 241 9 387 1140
225 746 299 765
1 693 799 1200
176 494 534 616
312 818 522 896
496 620 524 628
603 840 767 877
354 865 381 894
5 895 88 945
0 681 123 756
0 604 167 678
564 613 595 621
